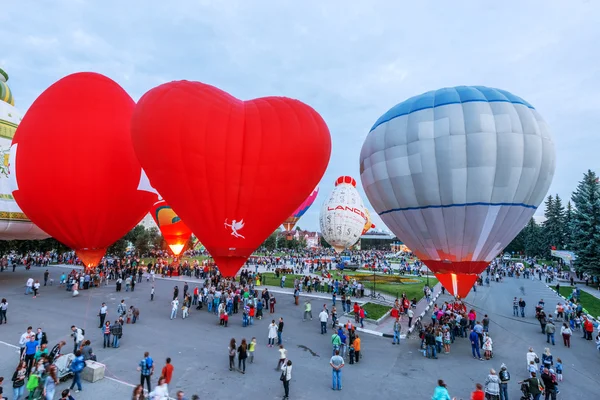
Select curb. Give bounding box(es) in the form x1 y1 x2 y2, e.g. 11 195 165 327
407 283 442 335
545 283 600 325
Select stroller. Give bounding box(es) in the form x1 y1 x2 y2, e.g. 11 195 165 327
53 352 75 381
520 382 532 399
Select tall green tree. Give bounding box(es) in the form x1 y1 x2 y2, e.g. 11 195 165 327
523 218 545 257
543 194 565 253
571 170 600 275
563 201 576 249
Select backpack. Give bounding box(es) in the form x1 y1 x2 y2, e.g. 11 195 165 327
500 369 510 381
80 328 85 337
145 357 153 369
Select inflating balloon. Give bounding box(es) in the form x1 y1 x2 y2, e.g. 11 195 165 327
150 200 192 256
360 86 555 297
361 208 375 235
11 72 157 267
282 187 319 231
0 68 48 239
131 81 331 276
320 176 368 253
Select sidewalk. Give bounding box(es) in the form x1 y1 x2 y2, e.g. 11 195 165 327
575 283 600 300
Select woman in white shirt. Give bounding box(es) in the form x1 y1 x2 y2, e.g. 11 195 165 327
560 322 572 348
280 359 292 400
268 320 278 347
525 347 538 372
149 377 169 400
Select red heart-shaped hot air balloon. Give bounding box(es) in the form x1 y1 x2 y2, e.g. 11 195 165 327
11 72 157 266
131 81 331 276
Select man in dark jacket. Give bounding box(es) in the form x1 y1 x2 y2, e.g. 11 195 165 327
469 328 482 360
541 368 557 399
425 329 437 359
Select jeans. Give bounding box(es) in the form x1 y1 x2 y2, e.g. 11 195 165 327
140 374 151 392
520 307 525 317
283 379 290 397
45 387 55 400
238 357 246 372
70 371 82 391
249 316 254 325
13 385 24 400
74 341 81 354
471 344 481 359
321 321 327 334
332 369 342 390
513 306 518 316
304 311 312 320
393 331 400 344
544 389 557 400
546 332 555 345
104 334 111 347
277 331 282 345
426 344 437 358
0 309 6 323
113 335 120 348
499 382 508 400
171 308 177 319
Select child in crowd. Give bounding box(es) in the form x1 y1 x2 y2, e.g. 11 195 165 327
249 337 256 363
555 358 563 381
348 344 355 365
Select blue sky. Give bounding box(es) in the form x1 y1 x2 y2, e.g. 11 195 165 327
2 0 599 232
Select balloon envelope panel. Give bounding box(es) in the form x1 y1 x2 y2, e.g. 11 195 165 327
360 86 555 294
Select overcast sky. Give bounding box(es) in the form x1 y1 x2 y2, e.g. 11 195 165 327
2 0 599 233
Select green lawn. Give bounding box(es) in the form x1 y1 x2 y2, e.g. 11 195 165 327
361 278 439 301
357 302 391 320
553 286 600 318
261 273 305 288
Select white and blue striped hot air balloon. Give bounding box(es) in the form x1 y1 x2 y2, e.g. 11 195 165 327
359 86 555 297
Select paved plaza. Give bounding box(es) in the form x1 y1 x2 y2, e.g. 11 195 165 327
0 265 598 399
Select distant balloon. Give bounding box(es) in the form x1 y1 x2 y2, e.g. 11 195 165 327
150 200 192 256
11 72 157 267
360 86 555 297
0 68 48 240
361 208 376 235
320 176 368 253
131 81 331 277
282 187 319 231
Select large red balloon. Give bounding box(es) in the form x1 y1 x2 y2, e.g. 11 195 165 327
131 81 331 276
11 72 157 266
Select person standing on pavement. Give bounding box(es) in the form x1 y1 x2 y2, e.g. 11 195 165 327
19 326 34 358
44 270 49 286
560 322 572 347
276 345 287 370
171 298 179 320
484 369 500 400
512 297 519 316
545 320 556 345
98 302 108 328
228 338 237 371
69 350 85 393
110 320 122 348
519 298 526 318
277 317 284 345
353 333 361 363
268 321 278 347
541 368 557 400
25 277 33 295
24 335 38 376
498 363 510 400
431 379 452 400
0 298 7 324
407 308 413 328
138 351 154 393
358 306 365 328
319 308 328 334
303 300 312 321
392 317 401 345
70 326 84 354
280 359 292 400
102 321 111 348
518 372 543 400
161 358 174 385
469 328 482 360
330 349 344 391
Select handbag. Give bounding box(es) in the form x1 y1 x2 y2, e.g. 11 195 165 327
280 371 286 381
534 356 540 363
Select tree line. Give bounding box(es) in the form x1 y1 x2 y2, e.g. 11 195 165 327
505 170 600 276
